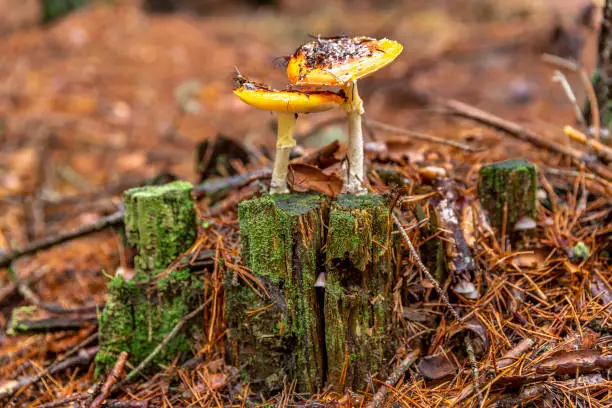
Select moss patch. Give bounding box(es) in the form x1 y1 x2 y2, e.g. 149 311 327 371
97 181 202 374
477 159 537 230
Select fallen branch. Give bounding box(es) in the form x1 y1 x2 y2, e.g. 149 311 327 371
10 314 98 334
18 279 101 315
1 346 99 400
367 348 421 408
444 99 612 180
90 351 129 408
193 168 271 199
366 118 483 152
0 209 124 268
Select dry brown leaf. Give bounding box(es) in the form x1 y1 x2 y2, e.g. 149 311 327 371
417 351 459 379
288 163 343 197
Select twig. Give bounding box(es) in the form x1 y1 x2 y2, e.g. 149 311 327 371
497 337 535 369
2 332 98 400
101 401 149 408
552 70 586 127
2 347 99 400
35 393 89 408
564 125 612 162
90 351 129 408
193 168 271 199
464 335 483 406
366 348 420 408
392 211 483 406
0 209 124 268
392 212 460 321
18 278 101 315
444 99 612 180
10 315 98 333
124 301 208 382
366 119 483 152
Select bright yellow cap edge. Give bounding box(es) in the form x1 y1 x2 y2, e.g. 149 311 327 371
287 38 403 86
233 87 345 113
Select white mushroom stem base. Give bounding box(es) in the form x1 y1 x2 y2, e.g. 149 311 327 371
270 112 297 194
343 81 368 195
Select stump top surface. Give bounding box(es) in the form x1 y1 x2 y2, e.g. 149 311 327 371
240 193 324 216
333 193 385 209
126 180 193 199
479 158 535 173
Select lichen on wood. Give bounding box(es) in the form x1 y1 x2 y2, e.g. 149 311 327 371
226 193 325 393
324 194 395 389
96 181 202 373
477 159 537 231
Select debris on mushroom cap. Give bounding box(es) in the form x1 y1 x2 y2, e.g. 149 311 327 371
232 72 346 113
287 36 403 86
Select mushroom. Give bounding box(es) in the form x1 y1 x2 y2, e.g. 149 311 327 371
286 36 403 194
233 71 346 194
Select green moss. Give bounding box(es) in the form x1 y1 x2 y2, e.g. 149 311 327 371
572 241 590 261
124 181 196 282
97 270 201 374
324 194 395 388
477 159 537 230
97 182 201 374
326 194 390 275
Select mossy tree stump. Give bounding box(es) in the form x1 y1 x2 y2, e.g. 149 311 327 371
477 159 537 232
226 194 325 392
96 181 202 372
324 194 394 389
227 193 395 392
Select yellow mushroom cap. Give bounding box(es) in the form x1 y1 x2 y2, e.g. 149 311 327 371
286 36 403 87
233 77 345 113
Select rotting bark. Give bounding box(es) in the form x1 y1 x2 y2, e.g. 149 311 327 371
477 159 537 233
226 193 326 393
96 181 202 374
228 193 396 392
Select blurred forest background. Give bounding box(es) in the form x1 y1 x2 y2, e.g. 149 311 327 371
1 0 610 407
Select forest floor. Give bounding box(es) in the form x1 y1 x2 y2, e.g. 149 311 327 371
0 0 611 407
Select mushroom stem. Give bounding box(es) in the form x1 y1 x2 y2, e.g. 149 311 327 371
343 81 368 195
270 111 297 194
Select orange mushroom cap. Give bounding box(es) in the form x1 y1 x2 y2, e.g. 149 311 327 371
286 36 403 87
233 73 345 113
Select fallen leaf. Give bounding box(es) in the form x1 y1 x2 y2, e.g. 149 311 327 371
289 163 343 197
418 351 459 379
536 349 612 375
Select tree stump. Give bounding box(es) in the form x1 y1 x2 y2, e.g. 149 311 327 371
226 193 326 392
477 159 537 232
324 194 395 389
227 193 396 392
96 181 202 372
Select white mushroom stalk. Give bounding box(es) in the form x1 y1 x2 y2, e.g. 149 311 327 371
343 80 367 194
271 112 297 194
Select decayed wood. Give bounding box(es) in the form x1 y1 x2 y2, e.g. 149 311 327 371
229 193 397 392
